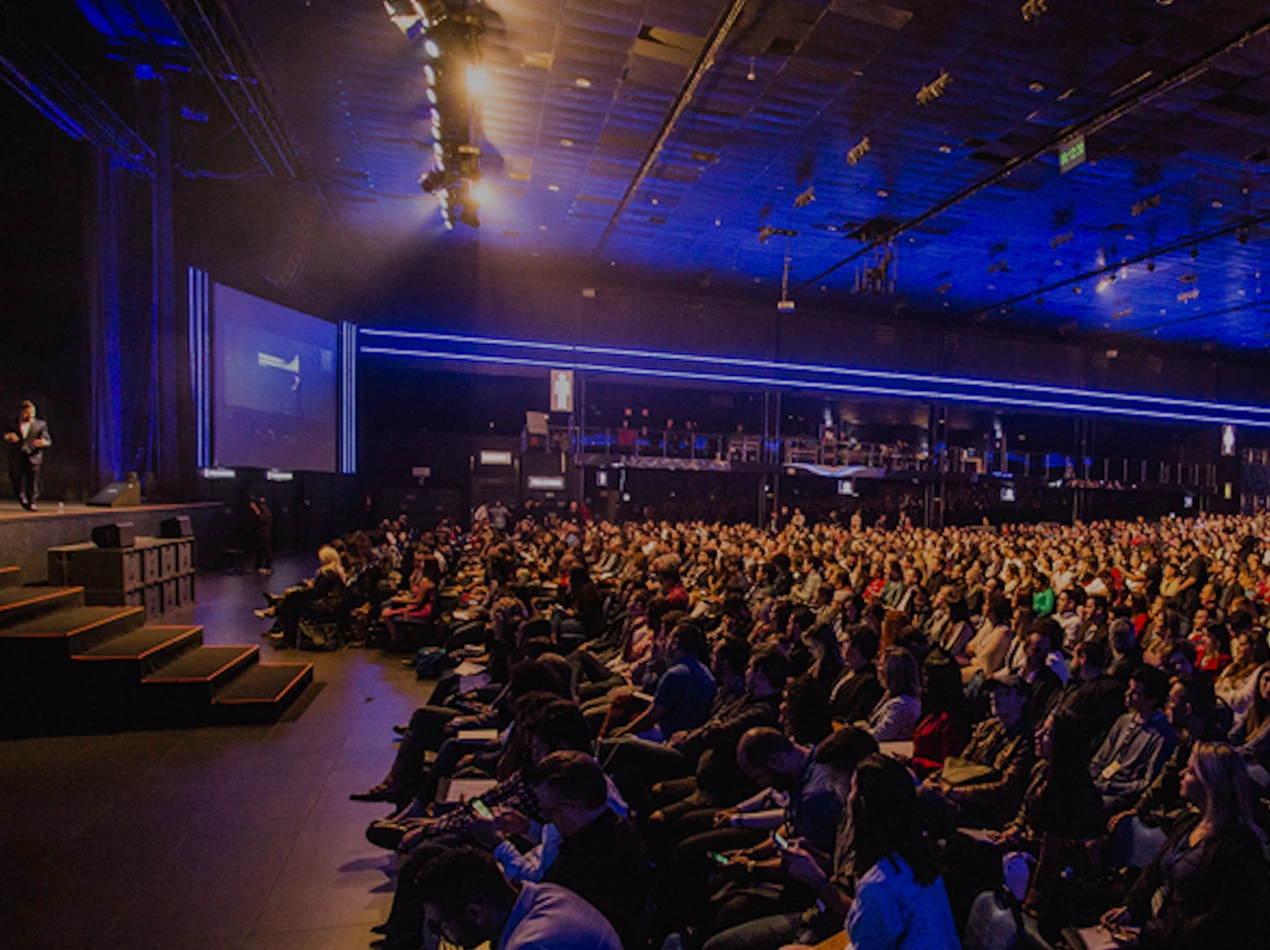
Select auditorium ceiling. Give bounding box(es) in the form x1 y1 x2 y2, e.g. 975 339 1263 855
73 0 1270 349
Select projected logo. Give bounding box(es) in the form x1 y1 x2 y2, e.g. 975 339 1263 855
258 351 301 391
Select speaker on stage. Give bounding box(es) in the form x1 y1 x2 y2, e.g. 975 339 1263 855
87 481 141 507
159 515 193 538
92 522 136 548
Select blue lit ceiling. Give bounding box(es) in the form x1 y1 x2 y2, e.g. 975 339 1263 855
77 0 1270 350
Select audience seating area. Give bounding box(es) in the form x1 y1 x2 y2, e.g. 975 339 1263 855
257 510 1270 950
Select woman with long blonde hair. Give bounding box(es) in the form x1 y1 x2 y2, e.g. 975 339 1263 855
1100 742 1268 947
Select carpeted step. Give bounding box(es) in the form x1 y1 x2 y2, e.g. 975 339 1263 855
0 566 20 588
143 645 259 687
0 586 85 627
212 662 313 724
0 606 146 654
73 625 203 678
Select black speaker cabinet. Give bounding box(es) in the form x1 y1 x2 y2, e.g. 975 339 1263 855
87 481 141 507
159 515 193 538
91 522 136 548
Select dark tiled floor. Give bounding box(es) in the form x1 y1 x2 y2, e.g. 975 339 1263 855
1 557 433 950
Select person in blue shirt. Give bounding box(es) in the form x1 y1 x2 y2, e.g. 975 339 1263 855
610 622 716 741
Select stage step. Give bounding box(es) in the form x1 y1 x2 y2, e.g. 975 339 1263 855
0 586 85 625
0 565 20 588
73 624 203 678
213 662 314 723
0 605 146 653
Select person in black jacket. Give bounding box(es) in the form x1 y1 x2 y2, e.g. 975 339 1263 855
1099 741 1269 949
828 625 883 724
527 751 649 948
4 399 51 510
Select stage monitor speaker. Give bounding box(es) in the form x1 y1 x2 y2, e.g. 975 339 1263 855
92 522 136 548
87 481 141 507
159 515 193 538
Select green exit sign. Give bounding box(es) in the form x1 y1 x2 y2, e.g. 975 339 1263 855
1059 135 1086 174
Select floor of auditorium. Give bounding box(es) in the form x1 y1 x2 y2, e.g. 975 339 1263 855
2 556 433 950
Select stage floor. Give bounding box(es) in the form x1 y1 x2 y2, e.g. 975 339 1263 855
1 555 437 950
0 500 222 523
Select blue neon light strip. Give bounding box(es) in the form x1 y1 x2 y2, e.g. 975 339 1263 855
360 328 1270 419
187 267 212 467
360 341 1270 428
339 322 358 474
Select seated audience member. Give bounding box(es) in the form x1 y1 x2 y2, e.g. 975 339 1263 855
992 709 1105 927
960 594 1013 686
1214 624 1269 721
1228 664 1270 766
1089 666 1177 814
799 623 843 694
602 647 786 813
908 653 971 776
607 622 716 740
475 751 648 948
1107 675 1224 869
416 846 622 950
804 754 960 950
919 673 1034 830
1053 641 1126 755
1192 621 1231 675
256 545 347 647
1019 622 1064 726
827 625 884 723
1099 742 1269 949
864 647 922 741
700 728 880 950
1107 618 1145 684
778 676 833 746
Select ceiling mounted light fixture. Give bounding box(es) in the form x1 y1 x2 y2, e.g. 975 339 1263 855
574 77 592 88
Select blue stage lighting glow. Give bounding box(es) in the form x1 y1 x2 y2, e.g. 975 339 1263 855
356 329 1270 424
359 344 1270 427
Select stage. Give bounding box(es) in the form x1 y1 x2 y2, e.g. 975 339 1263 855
0 501 229 583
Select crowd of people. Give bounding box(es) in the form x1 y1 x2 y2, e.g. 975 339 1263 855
274 509 1270 950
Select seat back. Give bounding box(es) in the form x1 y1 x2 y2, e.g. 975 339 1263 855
963 890 1021 950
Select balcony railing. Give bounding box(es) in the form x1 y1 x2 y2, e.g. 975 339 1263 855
535 426 1222 489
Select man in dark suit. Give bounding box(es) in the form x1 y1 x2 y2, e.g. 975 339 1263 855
4 400 51 510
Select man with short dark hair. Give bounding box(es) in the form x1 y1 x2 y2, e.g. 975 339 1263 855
610 622 715 740
827 624 883 723
1088 666 1177 813
416 846 621 950
4 399 51 510
1054 640 1126 754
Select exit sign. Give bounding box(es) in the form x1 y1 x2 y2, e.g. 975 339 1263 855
1059 135 1086 174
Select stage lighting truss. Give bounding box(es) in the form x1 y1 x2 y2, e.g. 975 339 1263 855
390 0 486 230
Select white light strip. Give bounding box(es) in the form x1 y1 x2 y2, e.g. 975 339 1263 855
201 467 236 479
361 346 1270 428
340 322 358 474
359 327 1270 418
266 469 294 482
188 267 212 468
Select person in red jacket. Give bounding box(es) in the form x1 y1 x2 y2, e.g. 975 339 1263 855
909 653 970 776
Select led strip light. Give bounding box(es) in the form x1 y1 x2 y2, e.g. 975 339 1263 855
187 267 212 467
340 321 358 475
359 329 1270 428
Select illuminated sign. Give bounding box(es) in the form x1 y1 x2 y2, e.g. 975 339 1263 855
479 450 513 466
1221 424 1236 457
550 369 574 413
1059 135 1086 174
527 475 566 491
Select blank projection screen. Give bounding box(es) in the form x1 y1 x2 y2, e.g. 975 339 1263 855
212 283 337 472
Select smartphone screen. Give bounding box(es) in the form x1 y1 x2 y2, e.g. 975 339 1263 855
471 800 493 820
706 850 731 866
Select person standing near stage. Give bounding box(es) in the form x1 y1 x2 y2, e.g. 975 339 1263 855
249 495 273 575
4 400 51 511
